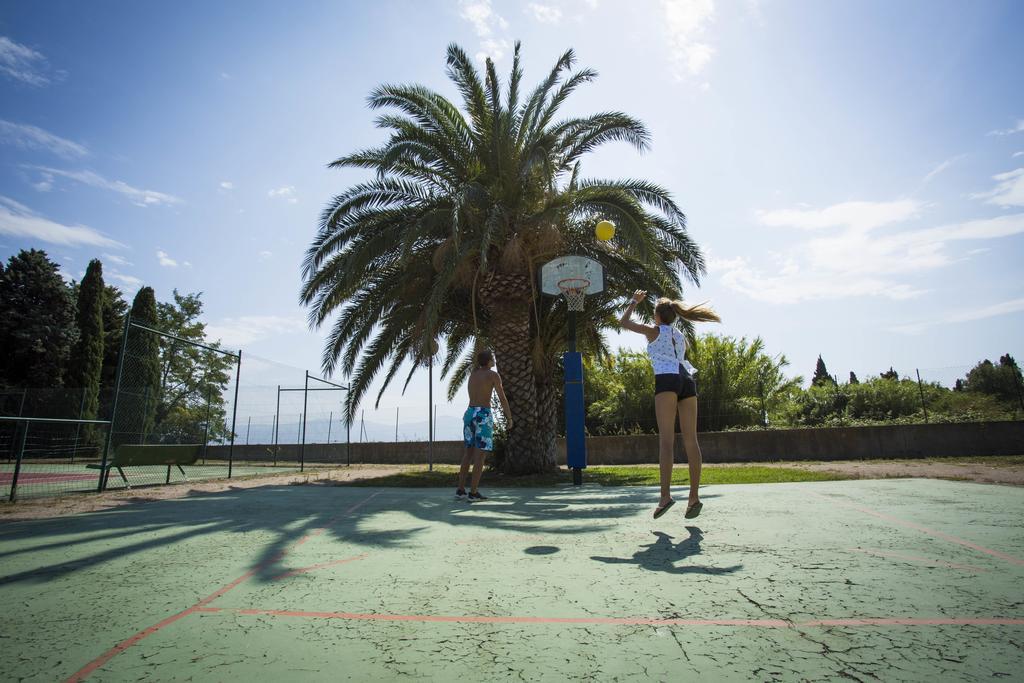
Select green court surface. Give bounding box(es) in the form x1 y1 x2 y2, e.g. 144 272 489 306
0 462 303 499
1 478 1022 681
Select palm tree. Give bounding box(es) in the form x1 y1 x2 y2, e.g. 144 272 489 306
302 42 705 474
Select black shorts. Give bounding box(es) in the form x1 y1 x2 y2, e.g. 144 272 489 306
654 365 697 400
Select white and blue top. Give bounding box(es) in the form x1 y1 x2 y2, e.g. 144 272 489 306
647 324 697 376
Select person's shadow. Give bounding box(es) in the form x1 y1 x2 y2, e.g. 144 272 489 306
591 527 742 575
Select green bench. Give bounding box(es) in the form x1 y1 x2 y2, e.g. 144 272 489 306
89 444 202 489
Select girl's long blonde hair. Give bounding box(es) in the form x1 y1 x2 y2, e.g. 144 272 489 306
654 297 721 324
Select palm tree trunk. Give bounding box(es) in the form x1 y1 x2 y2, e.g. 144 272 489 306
535 378 559 466
481 274 558 474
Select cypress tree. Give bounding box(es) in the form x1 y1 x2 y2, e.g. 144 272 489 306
811 355 834 387
68 259 105 447
120 287 161 443
849 371 859 385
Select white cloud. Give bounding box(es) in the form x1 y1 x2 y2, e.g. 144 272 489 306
527 3 563 23
661 0 716 79
0 195 123 248
268 186 298 204
109 272 143 289
220 72 230 80
31 166 181 207
258 250 273 261
205 315 307 348
32 172 53 192
459 0 508 37
756 199 923 232
0 36 58 86
920 154 965 186
477 38 511 62
156 250 178 267
890 298 1024 335
102 253 133 267
220 180 234 190
459 0 511 62
987 119 1024 137
0 120 88 158
969 167 1024 207
1013 151 1024 158
713 201 1024 304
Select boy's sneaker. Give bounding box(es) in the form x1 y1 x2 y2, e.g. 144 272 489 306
455 488 467 501
468 491 488 502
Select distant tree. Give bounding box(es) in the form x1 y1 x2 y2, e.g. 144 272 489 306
100 285 129 390
587 336 802 433
691 335 803 431
152 291 234 443
67 259 105 446
116 287 161 443
963 355 1024 405
880 367 899 381
0 249 76 393
849 371 860 385
585 351 656 434
812 355 834 387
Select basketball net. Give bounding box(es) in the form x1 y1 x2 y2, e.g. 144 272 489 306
558 277 589 312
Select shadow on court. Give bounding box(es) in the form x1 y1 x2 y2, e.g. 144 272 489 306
591 527 744 575
0 483 649 587
1 479 1022 682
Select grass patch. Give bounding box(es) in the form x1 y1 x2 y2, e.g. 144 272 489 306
335 464 849 488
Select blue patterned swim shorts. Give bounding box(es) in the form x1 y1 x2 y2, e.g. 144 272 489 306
463 406 494 451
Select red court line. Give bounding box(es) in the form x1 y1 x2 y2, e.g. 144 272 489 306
66 491 382 683
272 553 368 580
810 491 1024 567
192 606 1024 628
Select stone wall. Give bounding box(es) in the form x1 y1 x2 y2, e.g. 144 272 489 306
204 421 1024 466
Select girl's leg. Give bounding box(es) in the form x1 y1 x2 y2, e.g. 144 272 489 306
677 396 701 505
654 392 679 506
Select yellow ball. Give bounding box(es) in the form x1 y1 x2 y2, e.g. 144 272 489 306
595 220 616 241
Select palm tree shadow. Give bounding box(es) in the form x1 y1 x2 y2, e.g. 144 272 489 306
591 527 742 575
0 485 642 588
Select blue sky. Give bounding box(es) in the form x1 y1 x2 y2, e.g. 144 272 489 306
1 1 1022 440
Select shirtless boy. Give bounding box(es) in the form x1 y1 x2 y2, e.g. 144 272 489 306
456 349 512 502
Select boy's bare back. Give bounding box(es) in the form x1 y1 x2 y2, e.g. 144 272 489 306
467 367 500 407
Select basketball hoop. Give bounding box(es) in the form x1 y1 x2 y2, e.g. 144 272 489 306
558 277 590 311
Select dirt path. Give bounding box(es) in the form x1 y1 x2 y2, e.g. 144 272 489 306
3 459 1021 522
781 459 1024 486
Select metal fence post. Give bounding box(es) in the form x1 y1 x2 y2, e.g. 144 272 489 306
428 356 433 472
274 385 281 462
72 389 85 463
915 369 929 423
99 315 132 492
8 420 28 502
202 386 212 465
300 371 309 472
227 350 242 478
272 413 279 466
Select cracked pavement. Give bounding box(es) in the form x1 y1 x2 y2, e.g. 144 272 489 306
0 478 1021 681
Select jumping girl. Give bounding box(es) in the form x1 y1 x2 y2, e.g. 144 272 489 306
619 290 721 519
